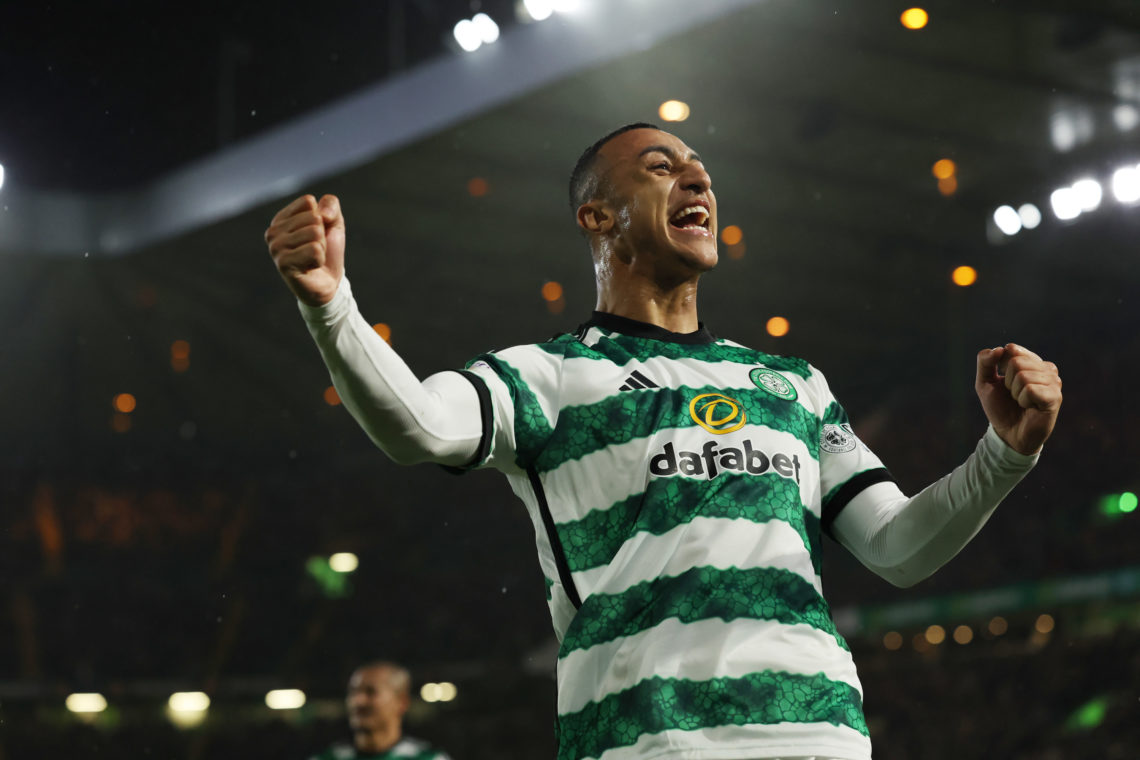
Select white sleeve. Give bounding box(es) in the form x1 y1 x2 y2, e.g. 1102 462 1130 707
830 425 1039 588
297 278 486 467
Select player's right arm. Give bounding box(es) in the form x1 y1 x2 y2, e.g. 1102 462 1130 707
265 194 484 467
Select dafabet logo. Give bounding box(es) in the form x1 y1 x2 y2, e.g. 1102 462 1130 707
651 392 801 483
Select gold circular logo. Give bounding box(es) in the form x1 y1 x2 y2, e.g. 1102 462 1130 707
689 393 747 434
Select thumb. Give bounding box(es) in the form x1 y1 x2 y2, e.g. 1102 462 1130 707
318 194 346 273
975 346 1004 388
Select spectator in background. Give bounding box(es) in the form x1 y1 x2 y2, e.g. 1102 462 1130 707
310 661 451 760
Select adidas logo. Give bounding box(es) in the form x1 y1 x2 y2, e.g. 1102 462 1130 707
619 370 659 391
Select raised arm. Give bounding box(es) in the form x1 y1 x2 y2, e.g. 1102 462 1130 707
265 195 484 467
831 344 1062 587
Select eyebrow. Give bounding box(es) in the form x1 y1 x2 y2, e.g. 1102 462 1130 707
638 145 703 164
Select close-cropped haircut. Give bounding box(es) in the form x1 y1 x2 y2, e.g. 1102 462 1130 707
567 122 660 216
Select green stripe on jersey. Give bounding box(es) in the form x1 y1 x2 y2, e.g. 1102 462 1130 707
555 332 814 380
469 353 553 468
534 385 818 474
558 565 846 657
558 473 810 573
823 401 848 426
556 670 867 760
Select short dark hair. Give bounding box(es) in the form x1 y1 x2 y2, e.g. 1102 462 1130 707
568 122 660 215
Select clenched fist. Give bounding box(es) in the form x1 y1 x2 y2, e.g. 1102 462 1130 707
264 194 345 307
976 344 1062 456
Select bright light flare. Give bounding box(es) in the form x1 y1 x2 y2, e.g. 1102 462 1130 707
329 552 359 573
541 281 563 302
472 13 499 43
421 682 458 702
1071 178 1102 211
1050 187 1081 221
1018 203 1042 229
0 163 5 191
953 625 974 644
113 393 137 413
265 689 306 710
992 205 1021 236
720 225 743 246
900 8 929 29
66 693 108 713
925 624 946 645
658 100 690 122
766 317 790 337
951 266 977 287
1113 104 1139 132
169 692 211 713
1111 165 1140 204
522 0 554 21
931 159 955 179
453 19 482 52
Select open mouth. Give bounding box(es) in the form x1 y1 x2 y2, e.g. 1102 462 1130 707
669 204 711 233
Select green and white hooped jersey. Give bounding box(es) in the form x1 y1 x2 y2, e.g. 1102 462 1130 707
458 312 893 760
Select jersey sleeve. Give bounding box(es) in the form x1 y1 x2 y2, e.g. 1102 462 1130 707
453 344 562 474
807 366 896 536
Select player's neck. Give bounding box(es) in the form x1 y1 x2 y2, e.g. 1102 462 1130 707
595 278 701 334
354 727 401 755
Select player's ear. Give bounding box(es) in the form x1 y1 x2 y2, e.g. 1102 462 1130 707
577 201 614 235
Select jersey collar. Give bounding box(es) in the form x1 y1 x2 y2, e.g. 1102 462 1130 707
582 311 716 345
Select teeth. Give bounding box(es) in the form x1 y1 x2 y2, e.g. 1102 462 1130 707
671 205 709 227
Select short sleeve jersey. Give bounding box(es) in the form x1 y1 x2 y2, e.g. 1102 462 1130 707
459 312 893 760
309 737 451 760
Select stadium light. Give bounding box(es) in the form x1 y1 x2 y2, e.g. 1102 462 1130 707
0 162 5 192
1071 178 1103 212
167 692 210 729
521 0 554 21
472 13 500 44
265 689 306 710
992 205 1021 236
1111 164 1140 204
66 693 108 713
1050 187 1081 221
453 19 482 52
1017 203 1042 229
329 552 359 572
1113 104 1139 132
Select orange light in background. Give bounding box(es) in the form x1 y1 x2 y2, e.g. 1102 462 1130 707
467 177 489 197
882 631 903 650
900 7 928 29
720 225 744 246
726 242 746 260
324 386 341 406
541 281 563 302
658 100 690 122
111 413 132 433
171 340 190 372
372 323 392 344
113 393 137 414
988 616 1008 636
931 159 956 180
766 317 790 337
912 632 932 653
1035 614 1055 634
546 297 566 315
952 265 977 287
924 624 946 645
953 625 974 645
937 176 958 196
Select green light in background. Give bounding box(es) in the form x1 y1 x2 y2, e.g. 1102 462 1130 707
1099 493 1138 519
1064 695 1108 732
1120 492 1138 513
305 556 350 598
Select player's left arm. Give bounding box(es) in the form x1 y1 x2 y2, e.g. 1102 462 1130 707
831 343 1062 587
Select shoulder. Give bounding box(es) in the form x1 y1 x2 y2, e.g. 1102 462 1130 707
392 736 451 759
